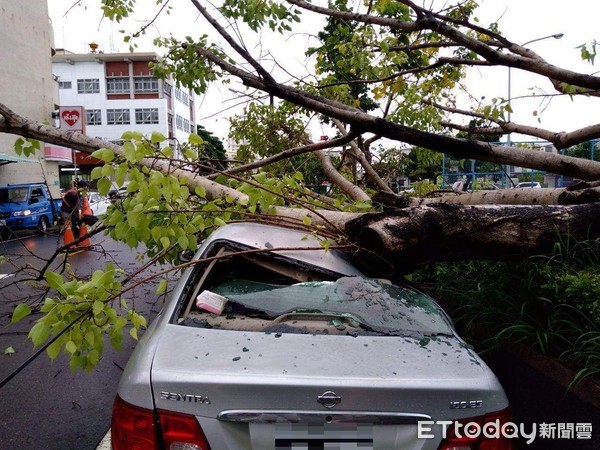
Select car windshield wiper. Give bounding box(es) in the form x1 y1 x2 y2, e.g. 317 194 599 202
273 310 385 334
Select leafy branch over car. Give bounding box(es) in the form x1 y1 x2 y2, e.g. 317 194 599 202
2 0 600 373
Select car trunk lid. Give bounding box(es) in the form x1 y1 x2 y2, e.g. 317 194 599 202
150 326 507 449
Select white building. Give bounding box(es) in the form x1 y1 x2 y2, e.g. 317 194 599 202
0 0 62 196
52 49 196 163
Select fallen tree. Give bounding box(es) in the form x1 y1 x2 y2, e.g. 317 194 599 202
1 0 600 370
2 102 599 273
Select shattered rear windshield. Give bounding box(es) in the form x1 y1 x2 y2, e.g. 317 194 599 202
210 276 453 336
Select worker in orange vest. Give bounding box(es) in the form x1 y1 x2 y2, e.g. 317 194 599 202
60 180 82 240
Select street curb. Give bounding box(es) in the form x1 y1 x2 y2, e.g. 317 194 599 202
96 430 111 450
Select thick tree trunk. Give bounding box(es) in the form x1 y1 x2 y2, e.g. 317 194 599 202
374 186 600 207
3 102 600 274
345 203 600 273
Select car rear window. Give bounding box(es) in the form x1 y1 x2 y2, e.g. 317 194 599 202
178 244 453 337
211 276 452 336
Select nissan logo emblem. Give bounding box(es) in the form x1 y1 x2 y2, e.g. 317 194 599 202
317 391 342 409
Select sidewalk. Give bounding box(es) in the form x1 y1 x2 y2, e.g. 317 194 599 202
96 430 111 449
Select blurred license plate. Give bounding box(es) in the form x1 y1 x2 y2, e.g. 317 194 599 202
275 423 373 449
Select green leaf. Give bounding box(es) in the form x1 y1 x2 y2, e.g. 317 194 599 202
151 131 167 143
45 271 64 290
46 340 62 360
29 321 51 347
156 279 168 295
195 185 207 198
40 298 56 313
65 340 77 354
115 164 128 186
91 166 104 180
101 164 114 177
130 327 138 341
177 235 189 249
123 141 136 161
14 138 24 156
110 328 124 350
97 178 112 196
87 349 100 367
91 148 115 162
70 355 85 371
11 304 32 324
92 300 105 317
85 331 95 346
302 216 312 226
188 133 204 145
4 346 15 356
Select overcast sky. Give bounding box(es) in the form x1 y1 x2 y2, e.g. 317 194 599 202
48 0 600 144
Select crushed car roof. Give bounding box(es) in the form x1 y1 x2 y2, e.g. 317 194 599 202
198 222 362 277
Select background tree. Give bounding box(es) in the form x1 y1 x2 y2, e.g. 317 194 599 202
403 147 443 182
195 124 227 171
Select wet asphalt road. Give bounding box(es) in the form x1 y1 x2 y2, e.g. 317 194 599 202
0 229 598 449
0 229 172 449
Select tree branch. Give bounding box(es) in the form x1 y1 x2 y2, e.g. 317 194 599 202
0 102 247 202
332 119 393 193
212 130 359 178
189 44 600 180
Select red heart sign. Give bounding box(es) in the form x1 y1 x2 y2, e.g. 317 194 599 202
61 110 80 127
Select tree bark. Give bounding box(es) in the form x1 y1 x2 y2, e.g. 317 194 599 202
345 203 600 273
189 44 600 181
0 103 248 203
374 186 600 207
3 102 600 273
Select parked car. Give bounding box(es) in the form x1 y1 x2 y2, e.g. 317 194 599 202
88 192 111 217
514 182 542 189
0 183 61 235
112 223 511 450
108 181 130 201
478 182 499 190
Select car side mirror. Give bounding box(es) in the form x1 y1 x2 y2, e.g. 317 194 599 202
178 249 195 263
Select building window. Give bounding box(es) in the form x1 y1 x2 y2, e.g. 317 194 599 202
174 88 189 106
86 109 102 126
107 109 130 125
163 82 172 97
176 114 184 131
77 79 100 94
134 77 159 93
107 77 130 94
183 118 190 133
58 81 72 89
135 108 159 124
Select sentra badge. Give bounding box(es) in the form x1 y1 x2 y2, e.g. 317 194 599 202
161 391 211 404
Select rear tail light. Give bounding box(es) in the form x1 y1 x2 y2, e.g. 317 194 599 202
157 409 211 450
112 395 159 450
438 408 513 450
111 396 211 450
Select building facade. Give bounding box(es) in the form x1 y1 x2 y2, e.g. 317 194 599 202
52 49 196 175
0 0 62 196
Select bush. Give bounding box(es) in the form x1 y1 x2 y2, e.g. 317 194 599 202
412 237 600 385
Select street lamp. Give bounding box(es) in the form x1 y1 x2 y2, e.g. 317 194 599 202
505 32 564 186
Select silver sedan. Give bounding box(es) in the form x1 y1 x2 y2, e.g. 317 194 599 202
111 222 511 450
